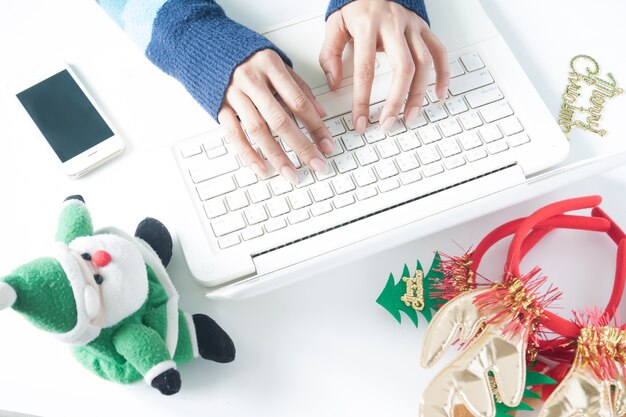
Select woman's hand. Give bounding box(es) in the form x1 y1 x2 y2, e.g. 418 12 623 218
320 0 450 134
218 50 333 184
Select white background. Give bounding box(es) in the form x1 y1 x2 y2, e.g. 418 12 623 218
0 1 625 416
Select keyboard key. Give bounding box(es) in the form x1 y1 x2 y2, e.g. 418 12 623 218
244 206 268 225
378 178 400 193
466 147 488 162
425 104 448 123
212 213 246 237
418 125 442 144
343 115 355 131
269 176 293 195
218 234 241 249
355 146 379 166
234 168 258 187
449 70 494 96
197 176 237 200
314 163 337 181
444 155 466 170
395 153 420 172
403 111 427 130
289 189 313 209
459 112 483 130
500 117 524 136
295 168 315 188
334 153 358 173
460 52 485 72
397 132 421 151
190 155 239 183
449 59 465 78
204 199 227 219
266 197 290 217
310 182 334 202
387 118 407 136
480 101 514 123
417 146 441 165
426 86 449 103
248 183 271 203
332 176 356 195
325 117 346 137
369 102 384 123
458 131 483 150
324 137 344 157
374 160 399 179
487 139 509 155
341 131 366 151
279 138 292 152
439 119 463 137
353 167 377 187
437 138 462 158
445 97 469 116
479 124 503 143
285 151 302 169
508 134 531 147
288 209 310 225
376 139 401 159
422 163 444 177
311 202 333 217
333 194 355 208
466 86 504 109
364 124 386 143
180 144 203 158
242 226 264 241
203 136 223 150
356 186 378 201
265 218 287 233
206 146 227 159
400 170 422 185
225 190 249 211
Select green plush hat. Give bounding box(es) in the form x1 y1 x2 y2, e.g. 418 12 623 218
0 196 236 395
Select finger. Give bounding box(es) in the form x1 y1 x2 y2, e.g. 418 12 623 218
244 80 328 176
378 28 415 132
319 13 350 90
404 32 432 126
422 29 450 101
228 91 298 184
218 103 265 177
288 67 327 118
351 27 377 134
272 68 334 156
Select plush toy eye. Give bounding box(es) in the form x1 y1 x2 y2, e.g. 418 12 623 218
94 274 104 285
81 253 92 261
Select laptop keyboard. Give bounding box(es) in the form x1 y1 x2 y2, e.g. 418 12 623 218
174 52 530 252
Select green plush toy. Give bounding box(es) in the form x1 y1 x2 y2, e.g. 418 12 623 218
0 195 235 395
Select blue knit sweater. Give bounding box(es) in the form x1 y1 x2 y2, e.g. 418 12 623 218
97 0 429 120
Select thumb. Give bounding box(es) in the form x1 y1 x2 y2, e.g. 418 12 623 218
319 12 350 90
0 281 17 310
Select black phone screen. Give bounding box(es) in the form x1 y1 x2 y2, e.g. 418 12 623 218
16 70 114 162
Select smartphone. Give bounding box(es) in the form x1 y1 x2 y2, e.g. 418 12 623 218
13 60 125 177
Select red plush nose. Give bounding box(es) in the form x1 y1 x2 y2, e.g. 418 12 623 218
92 250 112 267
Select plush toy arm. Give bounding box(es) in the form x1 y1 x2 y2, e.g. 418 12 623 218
55 196 93 244
112 322 181 395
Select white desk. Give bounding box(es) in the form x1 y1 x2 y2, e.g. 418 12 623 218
0 1 625 416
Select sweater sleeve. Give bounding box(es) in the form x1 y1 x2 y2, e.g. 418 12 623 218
326 0 429 26
96 0 291 120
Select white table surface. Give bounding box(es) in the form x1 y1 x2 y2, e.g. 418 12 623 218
0 1 625 416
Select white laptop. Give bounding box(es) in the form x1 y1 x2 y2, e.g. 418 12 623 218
169 0 572 298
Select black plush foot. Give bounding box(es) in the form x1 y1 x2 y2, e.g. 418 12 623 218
135 217 173 267
192 314 236 363
151 368 181 395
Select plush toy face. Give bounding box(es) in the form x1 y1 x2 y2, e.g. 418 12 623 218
67 234 148 328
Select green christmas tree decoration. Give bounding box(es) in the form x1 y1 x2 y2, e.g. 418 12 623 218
493 371 556 416
376 255 443 326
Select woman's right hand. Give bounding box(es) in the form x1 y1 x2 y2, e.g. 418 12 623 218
218 49 333 185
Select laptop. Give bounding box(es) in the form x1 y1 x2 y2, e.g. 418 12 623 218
169 0 571 298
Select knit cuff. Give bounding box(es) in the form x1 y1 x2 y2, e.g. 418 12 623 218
326 0 430 26
146 0 292 120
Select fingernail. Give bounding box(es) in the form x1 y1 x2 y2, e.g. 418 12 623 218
310 157 328 175
250 162 265 177
320 138 334 155
380 116 396 133
280 165 299 185
355 116 368 134
438 86 449 101
325 72 335 89
405 107 420 125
